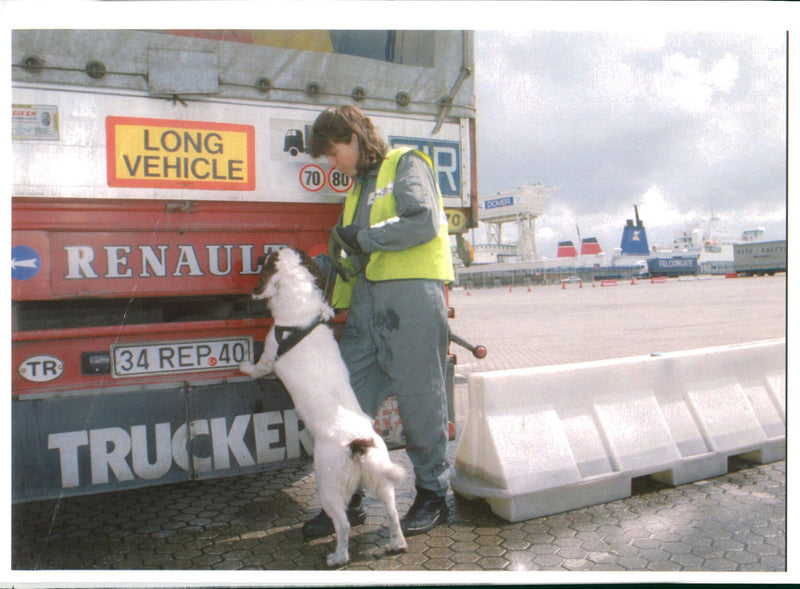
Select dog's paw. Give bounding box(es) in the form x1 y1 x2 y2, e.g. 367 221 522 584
239 361 255 376
387 537 407 554
326 551 349 567
386 540 408 554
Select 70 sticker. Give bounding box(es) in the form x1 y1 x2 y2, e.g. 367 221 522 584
299 164 353 193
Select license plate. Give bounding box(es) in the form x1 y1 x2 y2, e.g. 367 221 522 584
110 337 253 378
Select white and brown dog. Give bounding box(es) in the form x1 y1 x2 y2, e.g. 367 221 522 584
239 247 407 566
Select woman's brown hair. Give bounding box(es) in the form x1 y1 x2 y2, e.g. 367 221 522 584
309 105 388 175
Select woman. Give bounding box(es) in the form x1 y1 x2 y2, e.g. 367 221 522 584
302 105 453 537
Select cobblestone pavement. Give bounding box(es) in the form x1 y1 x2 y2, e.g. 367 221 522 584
11 276 787 581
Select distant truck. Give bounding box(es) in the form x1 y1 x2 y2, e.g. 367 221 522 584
733 240 787 276
632 259 649 279
646 256 699 278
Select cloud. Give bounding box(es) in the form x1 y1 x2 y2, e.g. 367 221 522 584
474 31 787 257
654 52 739 113
639 185 686 226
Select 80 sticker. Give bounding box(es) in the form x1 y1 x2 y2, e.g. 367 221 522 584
327 169 353 193
299 164 354 193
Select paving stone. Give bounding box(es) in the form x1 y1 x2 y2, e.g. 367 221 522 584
529 543 559 556
425 536 454 548
724 550 761 565
578 539 612 553
562 558 595 571
451 541 480 553
662 541 693 555
474 534 503 546
557 547 589 560
395 551 427 566
554 536 582 547
476 556 508 570
501 538 532 551
702 558 740 571
670 552 706 568
604 533 633 546
648 559 683 571
533 554 564 567
422 558 454 570
759 554 787 569
477 544 506 559
450 551 481 564
451 562 482 571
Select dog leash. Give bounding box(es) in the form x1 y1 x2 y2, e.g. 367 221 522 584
274 316 325 359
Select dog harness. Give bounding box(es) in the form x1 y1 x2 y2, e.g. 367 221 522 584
273 316 325 359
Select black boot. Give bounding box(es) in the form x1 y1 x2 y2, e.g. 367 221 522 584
400 487 449 536
301 491 366 538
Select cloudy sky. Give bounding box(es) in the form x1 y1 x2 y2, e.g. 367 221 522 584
472 30 787 258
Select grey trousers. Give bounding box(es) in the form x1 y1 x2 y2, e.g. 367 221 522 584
340 277 450 497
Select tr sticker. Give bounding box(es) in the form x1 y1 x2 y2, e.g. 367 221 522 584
19 355 64 382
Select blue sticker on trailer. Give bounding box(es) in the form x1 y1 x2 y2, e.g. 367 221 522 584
11 246 41 281
389 136 461 198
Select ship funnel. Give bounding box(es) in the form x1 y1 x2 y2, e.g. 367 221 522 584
619 205 650 255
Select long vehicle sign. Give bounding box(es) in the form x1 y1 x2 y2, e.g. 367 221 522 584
111 337 252 378
106 117 256 191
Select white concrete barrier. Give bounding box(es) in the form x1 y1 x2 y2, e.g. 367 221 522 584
451 339 785 522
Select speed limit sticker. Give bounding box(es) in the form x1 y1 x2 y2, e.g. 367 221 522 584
327 169 354 193
299 164 325 192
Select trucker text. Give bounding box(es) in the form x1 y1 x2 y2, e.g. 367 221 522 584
48 409 312 489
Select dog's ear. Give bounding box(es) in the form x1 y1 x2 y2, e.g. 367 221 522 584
253 248 280 297
294 248 328 293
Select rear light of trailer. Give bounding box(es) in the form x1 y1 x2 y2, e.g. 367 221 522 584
82 352 111 375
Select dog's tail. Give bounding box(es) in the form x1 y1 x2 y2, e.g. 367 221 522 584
348 437 376 459
349 438 406 486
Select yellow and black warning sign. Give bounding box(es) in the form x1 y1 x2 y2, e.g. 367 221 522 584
106 116 255 191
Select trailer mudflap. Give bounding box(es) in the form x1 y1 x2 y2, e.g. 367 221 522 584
13 377 307 502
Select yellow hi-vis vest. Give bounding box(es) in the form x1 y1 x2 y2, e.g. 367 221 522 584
331 148 454 309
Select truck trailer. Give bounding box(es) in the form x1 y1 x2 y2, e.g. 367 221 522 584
12 29 478 502
646 256 699 278
733 240 787 276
